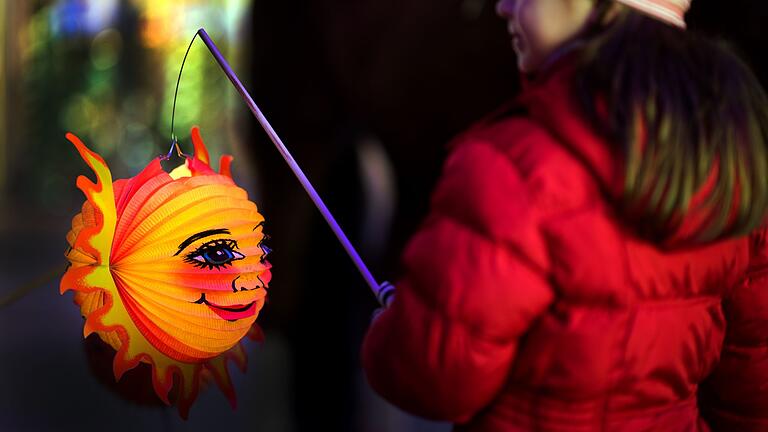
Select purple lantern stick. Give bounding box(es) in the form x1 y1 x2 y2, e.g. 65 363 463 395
176 28 388 305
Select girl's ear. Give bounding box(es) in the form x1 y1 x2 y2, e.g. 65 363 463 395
600 1 624 24
584 0 623 29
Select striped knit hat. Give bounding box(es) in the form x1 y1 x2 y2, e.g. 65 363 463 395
615 0 691 28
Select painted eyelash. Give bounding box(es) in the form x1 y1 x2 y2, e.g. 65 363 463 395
183 239 241 270
253 222 272 263
258 234 272 263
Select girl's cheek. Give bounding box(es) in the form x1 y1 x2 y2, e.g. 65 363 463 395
518 3 543 64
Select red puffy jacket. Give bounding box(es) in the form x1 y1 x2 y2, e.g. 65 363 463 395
361 61 768 431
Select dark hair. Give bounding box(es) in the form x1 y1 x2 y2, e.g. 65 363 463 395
574 4 768 245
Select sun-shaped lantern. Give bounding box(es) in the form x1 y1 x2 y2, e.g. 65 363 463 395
60 126 271 418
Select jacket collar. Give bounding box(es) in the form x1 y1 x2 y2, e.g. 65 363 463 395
517 54 623 199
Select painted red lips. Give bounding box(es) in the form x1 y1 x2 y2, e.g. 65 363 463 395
193 293 257 321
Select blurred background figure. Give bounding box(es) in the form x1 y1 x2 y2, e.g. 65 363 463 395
0 0 765 431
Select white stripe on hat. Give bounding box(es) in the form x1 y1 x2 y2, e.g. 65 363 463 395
615 0 691 28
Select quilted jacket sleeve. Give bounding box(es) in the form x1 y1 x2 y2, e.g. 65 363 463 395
700 228 768 431
361 124 558 423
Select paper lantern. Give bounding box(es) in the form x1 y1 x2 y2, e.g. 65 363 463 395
60 126 271 418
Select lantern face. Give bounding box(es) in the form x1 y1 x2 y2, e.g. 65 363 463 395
61 127 270 418
109 167 270 363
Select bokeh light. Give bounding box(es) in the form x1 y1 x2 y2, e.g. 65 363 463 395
118 121 154 168
12 0 251 205
90 28 122 70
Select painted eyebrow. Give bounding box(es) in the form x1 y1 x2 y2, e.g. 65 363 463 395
174 228 231 256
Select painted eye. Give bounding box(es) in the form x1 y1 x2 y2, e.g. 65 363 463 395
258 234 272 263
184 239 244 270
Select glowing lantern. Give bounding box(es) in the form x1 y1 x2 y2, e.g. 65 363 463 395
61 126 271 418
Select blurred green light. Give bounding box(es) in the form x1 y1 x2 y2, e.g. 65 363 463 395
91 28 122 70
60 95 98 132
118 123 155 169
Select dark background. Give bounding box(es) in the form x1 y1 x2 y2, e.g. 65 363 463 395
0 0 766 431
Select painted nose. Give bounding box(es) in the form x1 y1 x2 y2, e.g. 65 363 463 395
231 275 261 292
495 0 515 18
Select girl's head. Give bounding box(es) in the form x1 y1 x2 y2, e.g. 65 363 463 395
498 0 768 246
495 0 596 73
495 0 690 73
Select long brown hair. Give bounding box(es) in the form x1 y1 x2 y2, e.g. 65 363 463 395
574 4 768 245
